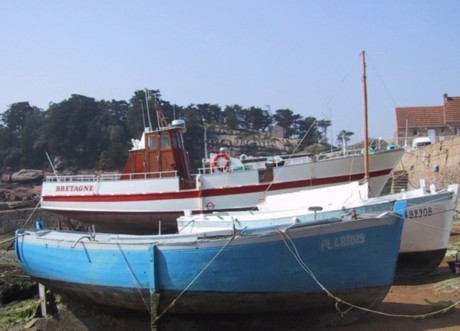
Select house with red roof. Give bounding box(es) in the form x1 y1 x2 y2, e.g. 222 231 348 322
394 93 460 146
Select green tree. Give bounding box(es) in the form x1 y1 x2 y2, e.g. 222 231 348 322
182 104 206 170
297 116 321 147
337 130 354 150
197 103 222 124
44 94 102 168
159 100 184 125
0 125 14 152
0 125 16 170
19 108 46 168
273 108 301 138
127 89 160 137
2 147 22 170
0 87 331 172
99 99 129 124
1 102 45 169
222 105 239 130
2 102 39 133
243 107 272 132
93 100 131 169
99 124 128 169
316 119 332 144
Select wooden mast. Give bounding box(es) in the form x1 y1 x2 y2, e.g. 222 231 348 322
361 51 370 183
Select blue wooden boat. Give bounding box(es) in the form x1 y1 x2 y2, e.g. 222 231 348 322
15 204 405 327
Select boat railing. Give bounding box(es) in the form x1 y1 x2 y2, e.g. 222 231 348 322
317 148 375 160
44 170 178 182
196 148 386 174
198 164 251 175
282 155 312 166
197 155 314 174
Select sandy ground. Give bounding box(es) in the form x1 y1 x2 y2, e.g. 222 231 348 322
319 221 460 331
318 266 460 331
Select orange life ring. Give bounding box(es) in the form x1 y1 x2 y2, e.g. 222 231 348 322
211 153 230 171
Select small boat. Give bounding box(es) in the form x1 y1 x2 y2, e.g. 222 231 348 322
15 206 405 327
39 54 404 235
178 180 459 277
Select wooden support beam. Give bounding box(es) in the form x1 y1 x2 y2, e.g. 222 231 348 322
38 283 47 317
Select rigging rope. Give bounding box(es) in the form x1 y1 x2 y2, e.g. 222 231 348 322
154 234 236 322
0 200 41 244
116 241 153 314
275 228 460 319
152 223 459 323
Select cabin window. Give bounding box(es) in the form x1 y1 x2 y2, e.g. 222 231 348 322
148 137 157 149
161 135 170 149
412 129 418 136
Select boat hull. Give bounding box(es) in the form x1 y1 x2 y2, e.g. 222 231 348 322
396 249 448 278
15 213 403 319
31 277 390 315
178 184 459 276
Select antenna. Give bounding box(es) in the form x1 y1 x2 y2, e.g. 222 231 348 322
361 51 369 182
265 105 272 116
154 95 161 129
140 101 146 129
152 95 168 128
321 111 334 153
144 89 153 129
45 152 59 178
203 117 208 159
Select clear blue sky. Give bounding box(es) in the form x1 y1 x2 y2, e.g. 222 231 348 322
1 1 458 144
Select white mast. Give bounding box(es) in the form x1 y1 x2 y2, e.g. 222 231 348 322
361 51 370 183
144 89 153 130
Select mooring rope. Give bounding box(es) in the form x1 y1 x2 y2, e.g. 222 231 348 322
404 209 457 232
276 228 460 319
21 200 42 229
0 200 41 245
154 234 236 322
116 241 153 314
261 120 317 197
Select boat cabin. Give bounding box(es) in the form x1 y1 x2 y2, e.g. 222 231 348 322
121 122 192 187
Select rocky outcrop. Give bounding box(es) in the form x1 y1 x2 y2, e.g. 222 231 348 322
1 169 44 184
10 169 43 184
0 170 43 210
206 124 297 156
0 185 41 210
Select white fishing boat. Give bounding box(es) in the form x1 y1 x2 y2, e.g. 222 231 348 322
39 52 404 234
178 180 459 277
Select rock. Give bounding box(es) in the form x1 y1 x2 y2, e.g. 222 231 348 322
0 201 35 210
1 173 12 183
10 170 43 184
53 156 64 170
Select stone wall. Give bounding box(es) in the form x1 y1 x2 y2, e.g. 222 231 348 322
394 136 460 216
0 209 63 234
395 136 460 190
